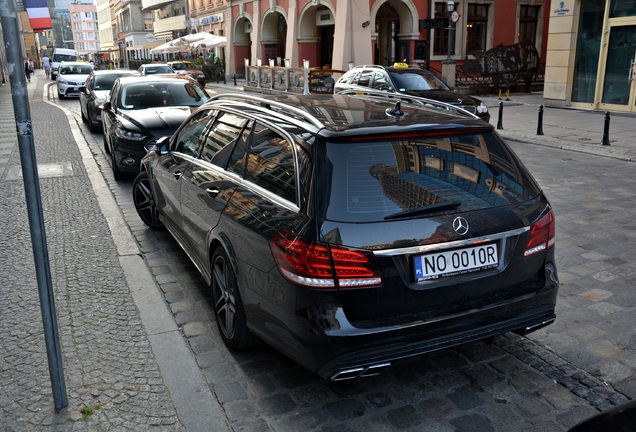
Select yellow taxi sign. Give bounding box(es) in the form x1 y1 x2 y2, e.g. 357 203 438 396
393 62 409 68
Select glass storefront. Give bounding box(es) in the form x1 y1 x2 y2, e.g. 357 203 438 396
609 0 636 18
601 25 636 105
571 1 605 103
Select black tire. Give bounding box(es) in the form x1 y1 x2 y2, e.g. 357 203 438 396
58 92 65 99
132 171 164 230
88 108 99 133
80 106 87 123
102 131 110 153
111 150 124 180
211 248 255 349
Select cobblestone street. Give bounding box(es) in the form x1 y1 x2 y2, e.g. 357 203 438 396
1 72 635 431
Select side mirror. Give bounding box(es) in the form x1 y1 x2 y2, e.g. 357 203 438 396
155 136 170 155
100 101 111 111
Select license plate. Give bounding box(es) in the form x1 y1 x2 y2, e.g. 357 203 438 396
414 243 499 281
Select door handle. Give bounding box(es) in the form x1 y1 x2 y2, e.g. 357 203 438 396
629 59 635 83
205 187 220 198
173 171 181 180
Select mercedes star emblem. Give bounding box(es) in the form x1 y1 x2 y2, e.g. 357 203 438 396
452 216 469 235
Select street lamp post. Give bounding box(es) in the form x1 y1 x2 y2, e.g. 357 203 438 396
446 1 455 61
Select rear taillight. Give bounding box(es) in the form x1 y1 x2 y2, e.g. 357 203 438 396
270 232 383 289
523 209 556 257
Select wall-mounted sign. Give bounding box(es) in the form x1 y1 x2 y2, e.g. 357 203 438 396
201 14 224 24
553 1 570 16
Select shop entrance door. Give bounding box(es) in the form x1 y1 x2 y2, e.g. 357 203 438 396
600 25 636 112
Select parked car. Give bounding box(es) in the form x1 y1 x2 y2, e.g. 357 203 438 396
168 61 206 87
334 63 490 121
79 69 140 133
50 47 79 80
57 61 93 99
101 76 210 179
132 92 558 380
137 63 175 76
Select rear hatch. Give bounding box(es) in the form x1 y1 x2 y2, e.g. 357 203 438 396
316 128 551 325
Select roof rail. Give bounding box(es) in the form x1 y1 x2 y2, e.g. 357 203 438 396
335 89 479 119
209 93 325 128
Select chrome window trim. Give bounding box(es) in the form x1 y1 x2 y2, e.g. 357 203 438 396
374 226 529 257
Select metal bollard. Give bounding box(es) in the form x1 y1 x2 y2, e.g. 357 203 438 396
233 73 237 86
497 102 504 130
537 105 544 135
601 111 611 146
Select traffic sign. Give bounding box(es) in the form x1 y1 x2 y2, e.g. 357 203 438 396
451 11 460 23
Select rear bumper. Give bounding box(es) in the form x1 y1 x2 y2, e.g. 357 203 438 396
304 277 559 380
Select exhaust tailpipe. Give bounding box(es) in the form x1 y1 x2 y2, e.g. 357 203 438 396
330 362 391 381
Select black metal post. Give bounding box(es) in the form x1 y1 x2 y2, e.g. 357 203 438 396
233 73 237 86
601 111 611 146
537 105 544 135
497 102 504 130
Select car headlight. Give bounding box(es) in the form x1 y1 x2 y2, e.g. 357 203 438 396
58 77 68 84
477 102 488 114
115 127 146 141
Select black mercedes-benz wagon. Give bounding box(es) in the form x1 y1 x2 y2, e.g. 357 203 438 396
133 91 558 380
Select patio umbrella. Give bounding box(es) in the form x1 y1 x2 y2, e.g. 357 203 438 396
179 32 215 44
149 40 189 54
191 35 227 49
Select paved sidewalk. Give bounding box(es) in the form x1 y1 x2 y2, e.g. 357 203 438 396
479 92 636 161
0 72 229 430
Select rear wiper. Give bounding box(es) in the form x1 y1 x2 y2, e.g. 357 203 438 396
384 201 461 220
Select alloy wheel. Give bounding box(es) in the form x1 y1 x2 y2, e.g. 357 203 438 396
132 172 164 230
211 249 255 349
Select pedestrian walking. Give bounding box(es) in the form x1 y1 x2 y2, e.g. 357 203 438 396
42 54 50 78
24 58 32 82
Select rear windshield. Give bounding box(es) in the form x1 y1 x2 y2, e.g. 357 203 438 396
323 131 541 222
119 81 209 109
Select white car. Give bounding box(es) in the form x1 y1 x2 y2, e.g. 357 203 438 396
137 63 175 76
57 62 93 99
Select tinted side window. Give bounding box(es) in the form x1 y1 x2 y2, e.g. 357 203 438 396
340 70 359 85
352 70 373 87
200 112 249 167
174 109 216 157
244 123 296 203
372 71 391 90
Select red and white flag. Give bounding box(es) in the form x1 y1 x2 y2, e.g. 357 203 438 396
25 0 53 32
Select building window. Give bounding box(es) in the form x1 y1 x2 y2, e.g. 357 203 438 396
144 13 153 30
519 5 539 45
466 4 489 54
433 2 453 56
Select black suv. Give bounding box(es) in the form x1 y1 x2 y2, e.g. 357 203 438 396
132 92 558 380
335 64 490 121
